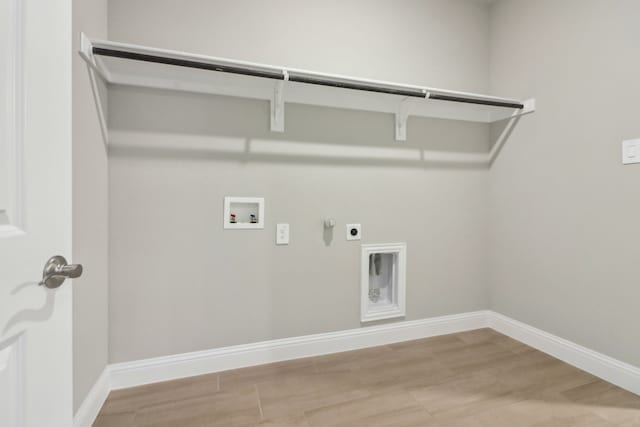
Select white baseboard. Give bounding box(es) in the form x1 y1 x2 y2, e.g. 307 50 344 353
489 312 640 395
75 310 640 427
74 367 110 427
109 311 489 390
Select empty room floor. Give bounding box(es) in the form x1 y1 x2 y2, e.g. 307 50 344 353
93 329 640 427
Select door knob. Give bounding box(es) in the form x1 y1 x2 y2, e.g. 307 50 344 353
39 255 83 289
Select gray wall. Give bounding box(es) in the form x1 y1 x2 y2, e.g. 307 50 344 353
72 0 109 412
0 138 6 220
107 0 493 363
489 0 640 367
108 0 490 93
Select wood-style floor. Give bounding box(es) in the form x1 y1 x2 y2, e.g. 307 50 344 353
94 329 640 427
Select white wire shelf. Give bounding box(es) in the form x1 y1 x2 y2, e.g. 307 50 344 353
79 33 535 143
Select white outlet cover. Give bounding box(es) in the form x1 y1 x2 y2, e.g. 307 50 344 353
623 139 640 165
276 223 289 245
346 224 361 241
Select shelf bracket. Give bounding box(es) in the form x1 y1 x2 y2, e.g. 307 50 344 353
488 98 536 122
488 98 536 165
519 98 536 116
270 80 285 133
79 33 109 148
395 98 415 141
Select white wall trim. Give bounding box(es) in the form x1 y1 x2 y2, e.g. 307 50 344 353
75 310 640 427
73 367 110 427
489 312 640 395
109 311 489 390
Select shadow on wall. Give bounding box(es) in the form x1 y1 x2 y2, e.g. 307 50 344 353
107 86 499 169
3 282 55 336
488 116 520 167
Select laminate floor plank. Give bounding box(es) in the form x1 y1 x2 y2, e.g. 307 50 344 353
92 329 640 426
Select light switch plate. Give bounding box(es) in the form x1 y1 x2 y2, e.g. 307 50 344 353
623 139 640 165
276 223 289 245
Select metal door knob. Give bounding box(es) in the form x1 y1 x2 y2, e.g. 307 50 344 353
39 255 83 289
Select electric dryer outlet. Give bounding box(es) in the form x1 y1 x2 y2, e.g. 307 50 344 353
346 224 362 241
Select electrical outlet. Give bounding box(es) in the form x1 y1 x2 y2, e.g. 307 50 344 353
346 224 361 241
276 223 289 245
623 139 640 165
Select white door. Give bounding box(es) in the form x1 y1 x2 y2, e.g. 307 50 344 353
0 0 75 426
